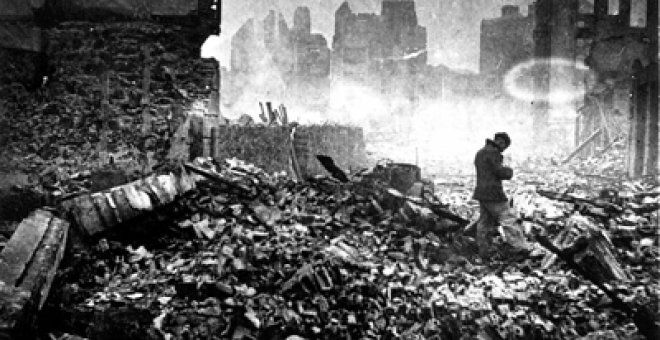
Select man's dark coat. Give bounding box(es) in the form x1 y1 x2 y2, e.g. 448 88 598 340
473 140 513 202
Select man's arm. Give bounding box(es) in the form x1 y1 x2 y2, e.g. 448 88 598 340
488 154 513 180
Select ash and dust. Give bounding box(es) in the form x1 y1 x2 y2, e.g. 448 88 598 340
200 0 643 176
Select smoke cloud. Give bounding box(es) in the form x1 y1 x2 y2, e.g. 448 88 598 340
214 0 581 175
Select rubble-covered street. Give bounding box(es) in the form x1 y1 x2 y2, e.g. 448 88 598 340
36 154 658 340
0 1 658 340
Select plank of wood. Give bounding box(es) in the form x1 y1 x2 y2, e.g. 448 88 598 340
577 228 631 282
289 131 305 183
0 210 52 286
61 172 198 237
18 217 69 310
210 128 217 159
562 128 603 164
71 194 105 236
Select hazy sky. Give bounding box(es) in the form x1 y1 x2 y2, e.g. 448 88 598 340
219 0 534 72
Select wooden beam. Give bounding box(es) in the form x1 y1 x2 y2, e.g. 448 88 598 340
0 214 69 340
630 81 648 177
643 80 658 176
562 128 603 164
591 95 613 144
18 217 69 310
62 171 197 236
0 210 52 286
644 0 658 176
289 127 305 183
210 127 217 160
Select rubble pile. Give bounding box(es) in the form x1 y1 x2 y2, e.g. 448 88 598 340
42 158 659 340
566 140 629 180
0 21 215 197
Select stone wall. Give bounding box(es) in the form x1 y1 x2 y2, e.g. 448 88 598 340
190 123 366 176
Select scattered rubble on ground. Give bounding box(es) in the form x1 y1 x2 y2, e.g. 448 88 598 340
0 16 657 340
0 21 215 203
40 155 659 340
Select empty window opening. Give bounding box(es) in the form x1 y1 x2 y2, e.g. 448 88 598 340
579 0 595 14
609 0 620 15
630 0 647 27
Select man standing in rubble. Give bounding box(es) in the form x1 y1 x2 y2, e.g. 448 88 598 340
473 132 526 258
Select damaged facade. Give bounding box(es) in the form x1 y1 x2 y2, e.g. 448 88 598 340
227 7 331 112
291 7 331 79
479 5 535 81
230 8 331 79
532 0 658 175
227 0 427 118
530 0 658 174
573 0 658 177
477 0 658 175
332 0 427 89
0 1 659 338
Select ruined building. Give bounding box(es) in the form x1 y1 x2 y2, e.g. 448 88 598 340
228 7 331 112
230 11 291 75
478 0 657 175
530 0 657 175
569 0 658 176
229 0 427 118
230 7 330 80
291 7 331 79
331 0 427 95
479 5 535 77
332 2 383 83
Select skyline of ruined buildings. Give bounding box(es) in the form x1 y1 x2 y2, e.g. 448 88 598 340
229 0 427 100
229 0 653 87
226 0 657 174
332 0 426 84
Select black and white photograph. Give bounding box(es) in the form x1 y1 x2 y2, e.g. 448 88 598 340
0 0 658 339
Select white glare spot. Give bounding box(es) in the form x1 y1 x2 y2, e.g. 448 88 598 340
503 57 596 104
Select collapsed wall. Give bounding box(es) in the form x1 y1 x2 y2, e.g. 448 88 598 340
188 120 367 177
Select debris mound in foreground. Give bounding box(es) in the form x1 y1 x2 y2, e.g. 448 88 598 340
42 158 659 340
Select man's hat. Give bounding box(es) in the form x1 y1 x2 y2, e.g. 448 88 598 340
494 132 511 147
